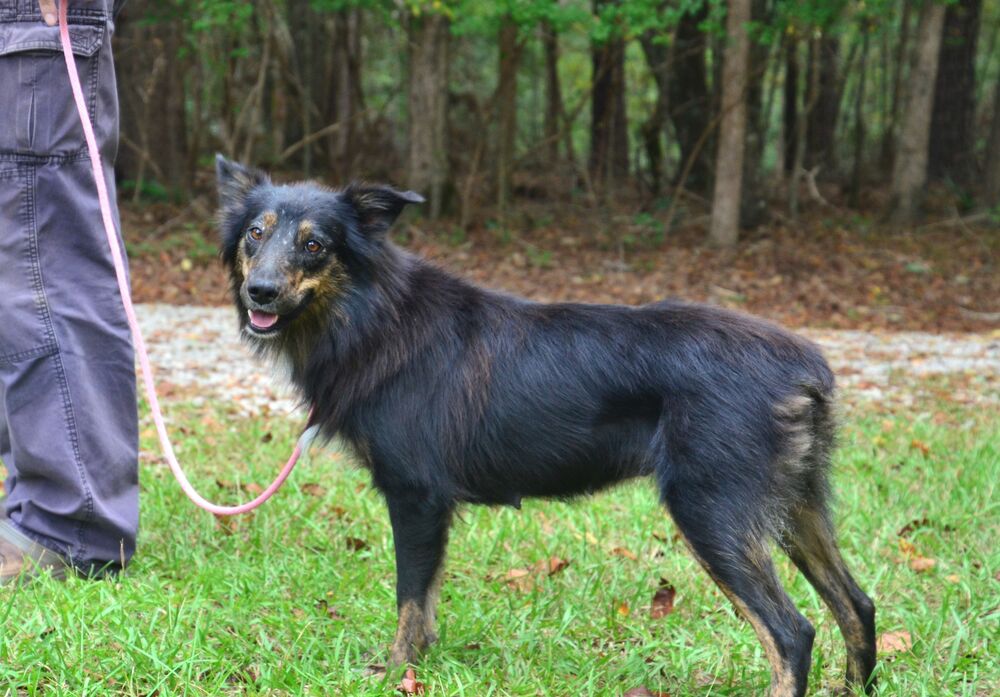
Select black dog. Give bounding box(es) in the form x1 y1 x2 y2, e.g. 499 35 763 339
215 156 876 697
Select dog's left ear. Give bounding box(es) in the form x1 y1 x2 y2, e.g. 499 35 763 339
216 154 269 211
344 183 425 236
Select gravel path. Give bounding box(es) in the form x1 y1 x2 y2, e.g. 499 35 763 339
136 304 1000 417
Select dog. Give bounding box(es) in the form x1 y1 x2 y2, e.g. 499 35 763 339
215 155 877 697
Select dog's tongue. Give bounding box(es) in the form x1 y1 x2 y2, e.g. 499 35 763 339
248 310 279 329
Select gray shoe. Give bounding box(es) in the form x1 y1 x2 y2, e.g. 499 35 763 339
0 519 69 586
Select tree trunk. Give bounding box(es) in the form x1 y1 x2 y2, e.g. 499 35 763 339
928 0 981 186
740 0 770 228
541 20 564 164
709 0 751 247
669 2 712 192
327 8 365 180
497 16 522 211
590 0 629 194
782 36 798 175
639 25 669 194
850 26 871 208
880 0 913 173
889 1 946 224
115 2 189 199
805 33 841 176
407 13 450 218
986 83 1000 205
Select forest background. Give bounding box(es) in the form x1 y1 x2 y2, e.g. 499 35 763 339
112 0 998 331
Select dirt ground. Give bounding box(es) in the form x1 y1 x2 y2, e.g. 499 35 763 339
121 196 999 333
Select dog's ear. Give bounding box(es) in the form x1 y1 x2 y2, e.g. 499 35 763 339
215 154 269 210
343 183 424 236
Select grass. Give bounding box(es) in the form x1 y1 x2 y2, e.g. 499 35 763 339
1 399 997 696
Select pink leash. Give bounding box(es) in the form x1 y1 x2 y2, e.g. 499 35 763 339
57 1 312 515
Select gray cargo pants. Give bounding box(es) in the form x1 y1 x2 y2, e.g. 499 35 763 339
0 0 137 572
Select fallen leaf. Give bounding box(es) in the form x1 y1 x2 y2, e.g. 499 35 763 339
617 601 631 617
897 517 931 537
344 537 369 552
877 630 912 654
909 556 937 573
946 574 960 583
243 482 264 495
898 538 917 557
537 556 569 576
302 483 327 497
315 598 345 620
397 667 425 695
260 431 273 443
611 546 638 561
650 582 676 619
213 510 254 535
910 439 931 456
501 567 533 591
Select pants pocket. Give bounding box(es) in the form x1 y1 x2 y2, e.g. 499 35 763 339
0 20 105 155
0 167 53 359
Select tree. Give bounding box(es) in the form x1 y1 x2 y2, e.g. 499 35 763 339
116 2 190 199
986 83 1000 206
805 32 841 175
928 0 981 187
541 18 564 164
327 7 366 180
889 1 946 224
669 1 713 193
590 0 629 193
496 15 523 211
709 0 751 247
407 9 451 218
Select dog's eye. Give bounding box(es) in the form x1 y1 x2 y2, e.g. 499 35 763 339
247 226 264 242
304 239 323 254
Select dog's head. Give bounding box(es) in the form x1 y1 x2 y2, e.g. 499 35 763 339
215 155 423 341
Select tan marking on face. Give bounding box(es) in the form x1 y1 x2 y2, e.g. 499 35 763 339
296 258 349 300
236 242 251 280
261 210 278 231
297 219 315 247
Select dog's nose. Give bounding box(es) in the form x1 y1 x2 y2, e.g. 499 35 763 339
247 281 279 305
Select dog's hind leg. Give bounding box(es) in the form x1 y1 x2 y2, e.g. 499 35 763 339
780 504 877 694
385 493 452 667
663 489 814 697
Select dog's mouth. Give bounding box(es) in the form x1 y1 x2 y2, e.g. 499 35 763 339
243 292 314 337
248 309 281 333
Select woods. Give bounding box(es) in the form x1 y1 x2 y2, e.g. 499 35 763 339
113 0 1000 243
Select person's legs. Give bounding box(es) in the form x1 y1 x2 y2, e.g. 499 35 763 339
0 0 137 577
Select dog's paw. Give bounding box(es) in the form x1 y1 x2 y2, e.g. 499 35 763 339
387 640 420 668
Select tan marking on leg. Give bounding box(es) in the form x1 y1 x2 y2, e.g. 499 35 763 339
674 528 802 697
788 507 874 686
726 592 800 697
423 554 446 644
388 600 427 667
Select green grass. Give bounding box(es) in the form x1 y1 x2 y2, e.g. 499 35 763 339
1 400 997 696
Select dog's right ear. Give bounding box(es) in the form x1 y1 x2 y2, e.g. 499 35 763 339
215 154 269 210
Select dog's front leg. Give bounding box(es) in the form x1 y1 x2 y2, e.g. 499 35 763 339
386 493 452 668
